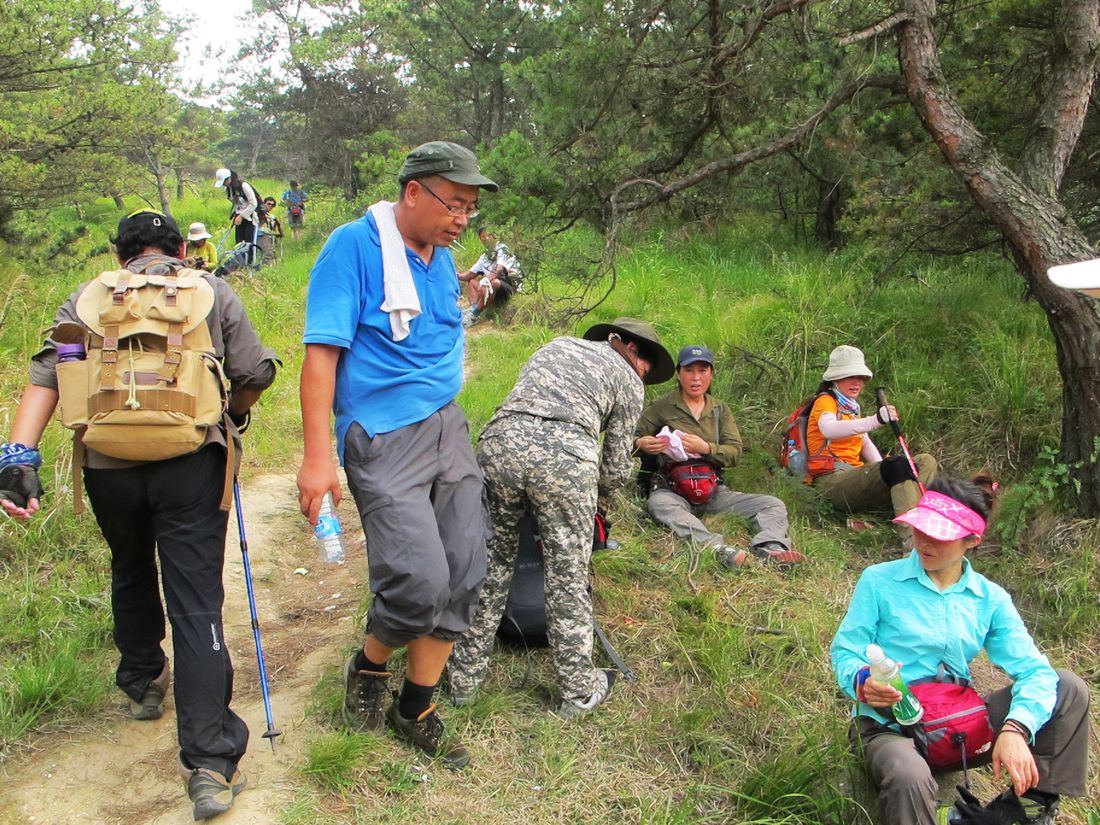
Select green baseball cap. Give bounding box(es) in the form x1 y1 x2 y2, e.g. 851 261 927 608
398 141 499 192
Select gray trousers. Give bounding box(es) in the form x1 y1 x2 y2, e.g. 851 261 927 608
852 669 1091 825
343 403 488 648
450 415 603 704
647 486 791 550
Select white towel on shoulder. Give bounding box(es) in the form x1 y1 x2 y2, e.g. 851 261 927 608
368 200 421 341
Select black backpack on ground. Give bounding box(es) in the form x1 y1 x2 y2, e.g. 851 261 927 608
497 510 634 681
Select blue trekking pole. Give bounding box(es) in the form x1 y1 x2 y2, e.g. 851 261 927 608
232 479 281 750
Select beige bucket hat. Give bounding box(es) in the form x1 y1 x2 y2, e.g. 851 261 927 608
822 345 873 381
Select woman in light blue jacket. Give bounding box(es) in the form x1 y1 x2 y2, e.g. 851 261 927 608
830 476 1088 825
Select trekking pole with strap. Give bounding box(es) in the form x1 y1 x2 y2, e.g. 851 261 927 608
875 387 926 494
232 479 282 750
214 223 234 257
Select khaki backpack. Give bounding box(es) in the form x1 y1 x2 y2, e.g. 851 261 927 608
56 264 232 510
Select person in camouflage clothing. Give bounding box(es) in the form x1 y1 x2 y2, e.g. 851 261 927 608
448 318 673 718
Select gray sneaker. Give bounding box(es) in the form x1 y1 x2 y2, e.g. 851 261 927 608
130 660 170 721
714 545 748 569
556 668 617 720
386 701 471 769
179 758 246 821
343 656 390 733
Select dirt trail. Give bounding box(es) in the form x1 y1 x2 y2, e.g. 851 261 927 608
0 474 365 825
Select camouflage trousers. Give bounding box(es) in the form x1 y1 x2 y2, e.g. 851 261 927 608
449 415 602 704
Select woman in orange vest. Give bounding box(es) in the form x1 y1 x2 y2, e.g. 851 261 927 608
805 345 937 544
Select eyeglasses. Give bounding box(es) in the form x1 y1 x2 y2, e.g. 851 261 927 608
419 181 480 219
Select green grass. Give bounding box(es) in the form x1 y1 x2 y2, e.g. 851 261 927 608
2 198 1097 821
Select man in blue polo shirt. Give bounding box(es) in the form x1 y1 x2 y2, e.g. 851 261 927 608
297 142 497 769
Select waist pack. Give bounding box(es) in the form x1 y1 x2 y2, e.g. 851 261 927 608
289 205 304 218
56 266 228 464
908 682 994 770
666 460 719 505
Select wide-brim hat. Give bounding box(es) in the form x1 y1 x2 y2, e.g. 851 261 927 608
399 141 499 192
822 344 873 381
187 222 211 241
1048 259 1100 298
583 317 674 385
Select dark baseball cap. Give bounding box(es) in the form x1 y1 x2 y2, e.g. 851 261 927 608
398 141 499 191
115 209 181 240
677 345 714 368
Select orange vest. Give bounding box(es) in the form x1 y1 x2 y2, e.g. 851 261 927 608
806 394 864 467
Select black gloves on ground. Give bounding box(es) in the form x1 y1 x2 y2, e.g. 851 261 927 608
879 454 917 487
0 464 44 509
951 786 1029 825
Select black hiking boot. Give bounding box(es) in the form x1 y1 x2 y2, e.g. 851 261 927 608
386 700 470 769
130 660 170 721
343 655 389 733
179 758 246 821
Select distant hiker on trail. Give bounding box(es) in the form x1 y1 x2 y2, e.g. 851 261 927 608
831 475 1089 825
297 141 497 770
448 318 674 719
804 345 937 544
185 221 218 270
457 226 522 326
634 344 806 570
215 168 260 265
0 210 279 821
281 179 308 239
257 197 282 265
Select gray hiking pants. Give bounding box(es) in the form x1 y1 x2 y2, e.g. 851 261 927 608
852 669 1090 825
647 486 791 550
343 403 488 648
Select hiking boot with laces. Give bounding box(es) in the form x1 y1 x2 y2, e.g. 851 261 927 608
750 541 808 570
714 545 748 570
386 700 471 769
555 668 617 721
179 758 246 821
343 656 390 733
130 660 170 721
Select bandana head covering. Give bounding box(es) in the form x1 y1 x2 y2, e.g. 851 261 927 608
893 490 986 541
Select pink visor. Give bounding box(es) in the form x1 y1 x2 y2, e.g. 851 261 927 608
893 491 986 541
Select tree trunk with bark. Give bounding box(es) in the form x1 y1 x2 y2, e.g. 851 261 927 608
898 0 1100 514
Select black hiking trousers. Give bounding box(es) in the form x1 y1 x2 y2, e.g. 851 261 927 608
84 444 249 779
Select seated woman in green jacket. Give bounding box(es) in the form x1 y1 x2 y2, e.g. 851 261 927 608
634 345 805 569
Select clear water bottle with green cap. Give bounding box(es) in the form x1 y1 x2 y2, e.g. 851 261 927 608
865 643 923 725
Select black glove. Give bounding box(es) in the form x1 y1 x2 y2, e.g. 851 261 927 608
952 785 1029 825
0 464 44 509
880 454 917 487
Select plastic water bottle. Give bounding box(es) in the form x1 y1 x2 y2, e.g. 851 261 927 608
787 440 807 476
315 493 346 564
866 643 923 725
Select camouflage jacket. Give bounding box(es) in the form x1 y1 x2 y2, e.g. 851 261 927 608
482 337 644 499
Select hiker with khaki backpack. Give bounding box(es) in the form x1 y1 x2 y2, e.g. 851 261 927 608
0 209 279 821
803 345 938 545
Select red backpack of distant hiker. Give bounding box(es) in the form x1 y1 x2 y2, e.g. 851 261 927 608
665 461 719 505
779 392 831 480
